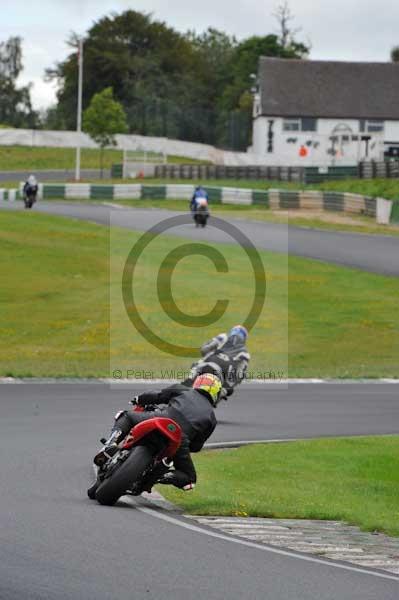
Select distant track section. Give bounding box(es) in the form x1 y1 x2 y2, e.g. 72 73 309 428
1 201 398 276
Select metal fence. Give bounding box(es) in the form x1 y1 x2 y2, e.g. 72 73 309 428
154 164 304 181
110 160 399 182
359 161 399 179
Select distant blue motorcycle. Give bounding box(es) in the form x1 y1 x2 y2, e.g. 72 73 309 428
193 197 209 228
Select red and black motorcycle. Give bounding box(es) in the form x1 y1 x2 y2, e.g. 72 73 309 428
89 405 182 506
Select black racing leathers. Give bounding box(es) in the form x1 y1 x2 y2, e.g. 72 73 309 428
185 333 250 396
113 385 216 489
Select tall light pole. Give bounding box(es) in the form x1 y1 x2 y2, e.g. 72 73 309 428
75 38 84 181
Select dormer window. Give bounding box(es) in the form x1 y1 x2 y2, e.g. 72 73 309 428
283 118 317 132
359 120 384 133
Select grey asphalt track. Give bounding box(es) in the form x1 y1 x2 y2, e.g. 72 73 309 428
1 200 399 276
1 200 398 597
0 383 398 599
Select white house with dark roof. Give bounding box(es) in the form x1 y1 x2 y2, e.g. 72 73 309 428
251 58 399 166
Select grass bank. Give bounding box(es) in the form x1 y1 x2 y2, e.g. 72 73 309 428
0 145 122 170
159 436 399 538
0 145 208 171
0 211 398 377
100 176 399 201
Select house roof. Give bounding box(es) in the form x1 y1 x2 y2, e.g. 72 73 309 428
258 58 399 120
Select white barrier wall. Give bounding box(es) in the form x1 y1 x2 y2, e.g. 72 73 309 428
113 184 141 200
65 184 90 199
0 128 268 167
221 187 253 205
376 198 393 224
166 185 195 199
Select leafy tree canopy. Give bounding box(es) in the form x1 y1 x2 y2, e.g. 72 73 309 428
0 37 37 128
391 46 399 62
83 86 128 147
46 8 309 150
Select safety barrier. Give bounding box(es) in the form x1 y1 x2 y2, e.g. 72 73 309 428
12 183 268 206
389 201 399 224
0 189 19 201
2 183 397 224
268 189 376 217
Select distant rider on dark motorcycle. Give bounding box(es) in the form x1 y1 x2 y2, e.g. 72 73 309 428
190 185 209 214
23 175 38 203
183 325 250 400
91 374 221 496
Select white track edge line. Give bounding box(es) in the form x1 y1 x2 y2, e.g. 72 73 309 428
1 377 399 384
131 502 399 582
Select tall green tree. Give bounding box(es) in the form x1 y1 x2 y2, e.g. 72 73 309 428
46 11 198 135
83 87 127 177
46 9 309 150
186 28 237 144
391 46 399 62
0 37 37 127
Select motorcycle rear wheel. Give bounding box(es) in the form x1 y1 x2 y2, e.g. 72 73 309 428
95 445 154 506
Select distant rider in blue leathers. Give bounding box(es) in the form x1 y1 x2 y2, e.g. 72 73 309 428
190 185 209 213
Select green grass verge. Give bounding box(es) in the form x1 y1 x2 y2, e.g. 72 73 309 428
0 145 208 171
0 145 123 170
159 436 399 537
102 176 399 201
0 211 398 378
315 178 399 201
102 177 293 190
0 181 20 189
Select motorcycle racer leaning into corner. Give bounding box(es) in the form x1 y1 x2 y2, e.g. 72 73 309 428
182 325 250 401
88 374 221 498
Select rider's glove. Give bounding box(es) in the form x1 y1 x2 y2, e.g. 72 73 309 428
220 387 228 401
137 392 158 406
132 392 157 407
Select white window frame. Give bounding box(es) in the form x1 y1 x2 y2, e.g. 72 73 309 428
283 118 301 132
283 118 318 132
360 119 384 133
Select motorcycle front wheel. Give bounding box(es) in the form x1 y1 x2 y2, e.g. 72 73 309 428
95 445 154 506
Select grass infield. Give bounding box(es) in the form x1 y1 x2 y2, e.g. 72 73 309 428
159 436 399 538
0 211 398 378
94 176 399 201
0 145 208 171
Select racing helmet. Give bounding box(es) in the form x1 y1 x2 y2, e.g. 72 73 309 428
193 373 222 407
28 175 37 186
229 325 248 343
